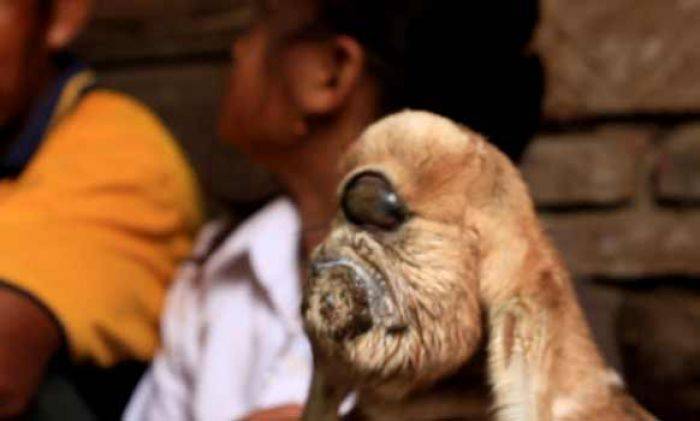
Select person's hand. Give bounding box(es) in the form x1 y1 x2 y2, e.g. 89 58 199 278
0 289 61 417
244 404 303 420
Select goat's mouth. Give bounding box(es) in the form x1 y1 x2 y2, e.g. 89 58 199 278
303 257 408 341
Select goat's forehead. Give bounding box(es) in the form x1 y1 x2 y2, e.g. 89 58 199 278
346 111 478 172
365 111 471 149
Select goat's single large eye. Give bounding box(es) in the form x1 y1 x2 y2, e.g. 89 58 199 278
341 172 409 230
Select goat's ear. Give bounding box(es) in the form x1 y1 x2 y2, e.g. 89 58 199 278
469 150 535 307
461 138 501 210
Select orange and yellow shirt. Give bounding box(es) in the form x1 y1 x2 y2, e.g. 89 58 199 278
0 58 202 367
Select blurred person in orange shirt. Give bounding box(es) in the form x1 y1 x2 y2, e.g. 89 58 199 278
126 0 541 420
0 0 201 418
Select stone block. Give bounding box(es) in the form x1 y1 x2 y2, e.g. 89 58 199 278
521 127 649 207
75 0 251 64
617 287 700 420
656 124 700 203
543 210 700 277
537 0 700 120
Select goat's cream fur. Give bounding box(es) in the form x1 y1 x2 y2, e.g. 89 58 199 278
303 111 654 421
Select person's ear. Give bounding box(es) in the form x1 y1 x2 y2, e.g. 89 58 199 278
283 35 366 117
45 0 92 50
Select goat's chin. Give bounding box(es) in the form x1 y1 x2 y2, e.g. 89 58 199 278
306 310 481 401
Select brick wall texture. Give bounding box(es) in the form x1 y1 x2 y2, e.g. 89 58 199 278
74 1 700 419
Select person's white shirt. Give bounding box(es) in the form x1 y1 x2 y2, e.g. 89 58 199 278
124 198 313 421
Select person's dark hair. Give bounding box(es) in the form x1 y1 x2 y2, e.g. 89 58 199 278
306 0 543 162
38 0 53 18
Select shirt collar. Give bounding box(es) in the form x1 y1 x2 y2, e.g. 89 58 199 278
0 55 96 178
206 197 303 322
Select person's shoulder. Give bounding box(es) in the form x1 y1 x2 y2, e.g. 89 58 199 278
38 88 196 184
193 198 299 269
28 89 202 227
233 198 300 242
56 89 178 156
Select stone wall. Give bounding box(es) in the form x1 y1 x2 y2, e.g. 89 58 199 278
537 0 700 119
533 3 700 417
523 123 700 419
74 1 700 418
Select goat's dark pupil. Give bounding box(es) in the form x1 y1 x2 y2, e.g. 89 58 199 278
341 173 408 230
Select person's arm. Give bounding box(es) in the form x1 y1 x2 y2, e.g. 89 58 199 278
0 289 61 418
245 315 314 421
244 405 303 420
0 92 202 371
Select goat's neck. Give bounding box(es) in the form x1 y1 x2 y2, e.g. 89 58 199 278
482 233 650 421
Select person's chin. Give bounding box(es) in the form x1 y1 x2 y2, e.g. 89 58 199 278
0 91 33 134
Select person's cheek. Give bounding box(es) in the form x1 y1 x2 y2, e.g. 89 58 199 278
219 68 248 143
0 4 29 125
219 43 269 150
